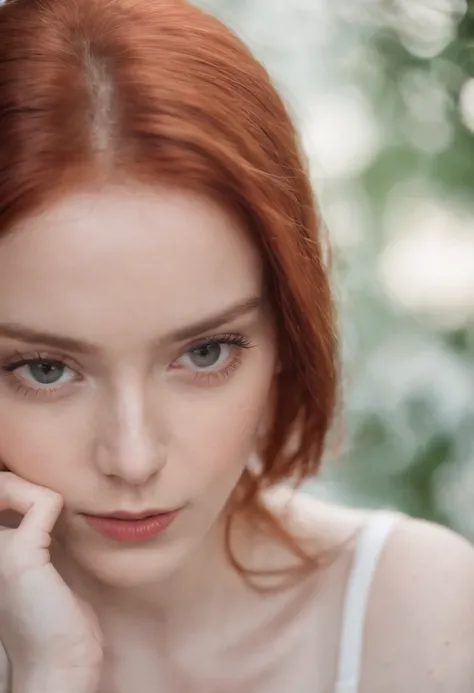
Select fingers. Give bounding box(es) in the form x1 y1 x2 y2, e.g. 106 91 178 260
0 473 63 536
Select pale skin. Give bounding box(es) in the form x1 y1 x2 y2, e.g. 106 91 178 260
0 183 474 693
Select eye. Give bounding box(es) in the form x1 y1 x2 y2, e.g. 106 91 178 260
181 342 231 370
170 333 255 385
3 357 78 392
19 360 73 386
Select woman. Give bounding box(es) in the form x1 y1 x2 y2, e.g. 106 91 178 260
0 1 473 691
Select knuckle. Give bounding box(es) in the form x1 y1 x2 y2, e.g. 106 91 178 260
0 472 14 489
43 488 63 512
0 473 22 501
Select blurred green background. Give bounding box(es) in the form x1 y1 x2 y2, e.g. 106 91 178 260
194 0 474 536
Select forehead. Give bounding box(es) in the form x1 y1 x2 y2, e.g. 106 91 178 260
0 184 263 340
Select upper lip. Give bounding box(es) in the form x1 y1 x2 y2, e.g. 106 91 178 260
85 509 175 520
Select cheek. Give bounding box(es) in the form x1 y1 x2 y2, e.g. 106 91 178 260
166 363 274 493
0 400 87 492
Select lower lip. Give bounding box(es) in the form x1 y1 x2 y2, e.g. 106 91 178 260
83 512 177 543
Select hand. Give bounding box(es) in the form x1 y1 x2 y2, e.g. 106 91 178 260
0 472 103 688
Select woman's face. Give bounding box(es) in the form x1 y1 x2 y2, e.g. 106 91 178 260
0 183 278 587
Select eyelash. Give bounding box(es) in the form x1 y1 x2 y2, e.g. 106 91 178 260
1 350 79 400
180 333 254 386
0 334 255 400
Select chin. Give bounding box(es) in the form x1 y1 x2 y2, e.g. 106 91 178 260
56 530 195 591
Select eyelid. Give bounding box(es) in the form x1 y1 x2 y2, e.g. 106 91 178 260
4 349 81 369
170 332 254 386
1 334 254 397
171 333 254 368
1 353 82 401
183 332 253 350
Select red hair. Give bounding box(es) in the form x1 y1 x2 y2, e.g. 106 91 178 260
0 0 338 582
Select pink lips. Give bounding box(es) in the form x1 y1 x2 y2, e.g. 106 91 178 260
83 510 178 543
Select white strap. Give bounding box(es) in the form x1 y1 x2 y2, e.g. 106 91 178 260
334 511 402 693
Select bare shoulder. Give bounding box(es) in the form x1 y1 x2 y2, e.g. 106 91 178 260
362 514 474 693
262 485 369 551
264 488 474 692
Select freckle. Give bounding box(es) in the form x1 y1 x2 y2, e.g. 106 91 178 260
444 640 450 647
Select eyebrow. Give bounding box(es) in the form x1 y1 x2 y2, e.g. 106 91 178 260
158 295 262 344
0 296 263 354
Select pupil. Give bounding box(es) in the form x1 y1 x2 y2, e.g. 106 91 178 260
30 361 63 384
192 343 221 368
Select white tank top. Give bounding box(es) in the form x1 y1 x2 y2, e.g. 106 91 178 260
333 511 402 693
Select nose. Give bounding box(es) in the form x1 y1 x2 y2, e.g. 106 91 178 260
94 383 167 486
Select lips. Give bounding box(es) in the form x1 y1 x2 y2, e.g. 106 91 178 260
82 509 178 543
93 509 166 520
